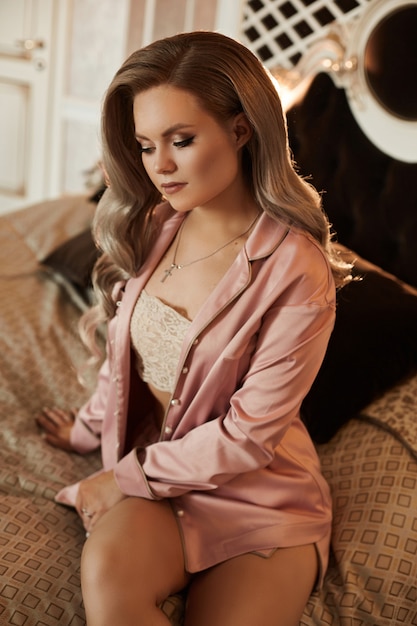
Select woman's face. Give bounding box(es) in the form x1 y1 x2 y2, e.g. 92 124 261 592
133 85 250 213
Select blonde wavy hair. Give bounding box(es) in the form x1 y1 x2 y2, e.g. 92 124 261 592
81 30 352 358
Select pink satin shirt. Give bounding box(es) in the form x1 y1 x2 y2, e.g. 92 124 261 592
57 203 335 575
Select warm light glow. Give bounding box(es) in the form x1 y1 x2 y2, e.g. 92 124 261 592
266 68 295 113
269 67 313 113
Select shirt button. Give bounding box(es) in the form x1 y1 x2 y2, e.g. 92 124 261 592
177 509 184 517
193 338 199 345
182 366 189 374
170 398 180 406
164 425 173 435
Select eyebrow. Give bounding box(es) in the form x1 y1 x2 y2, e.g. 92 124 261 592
135 123 196 141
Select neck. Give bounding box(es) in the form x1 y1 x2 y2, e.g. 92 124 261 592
184 199 261 236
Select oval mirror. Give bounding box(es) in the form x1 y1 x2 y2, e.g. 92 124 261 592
365 5 417 121
345 0 417 162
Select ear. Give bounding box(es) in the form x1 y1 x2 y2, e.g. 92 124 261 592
232 112 252 149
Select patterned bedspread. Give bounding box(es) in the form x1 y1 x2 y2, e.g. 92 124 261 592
0 197 416 625
0 197 100 624
362 375 417 460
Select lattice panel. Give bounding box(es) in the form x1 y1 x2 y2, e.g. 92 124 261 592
240 0 373 69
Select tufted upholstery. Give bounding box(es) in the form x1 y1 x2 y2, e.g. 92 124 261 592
287 73 417 288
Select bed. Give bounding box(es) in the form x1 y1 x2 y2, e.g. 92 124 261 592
1 20 417 626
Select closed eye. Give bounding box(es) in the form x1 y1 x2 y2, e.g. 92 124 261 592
137 136 195 154
173 136 195 148
138 144 154 154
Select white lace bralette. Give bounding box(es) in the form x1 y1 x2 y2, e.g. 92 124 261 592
130 290 191 393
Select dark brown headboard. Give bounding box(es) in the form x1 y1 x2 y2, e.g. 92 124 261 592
287 72 417 288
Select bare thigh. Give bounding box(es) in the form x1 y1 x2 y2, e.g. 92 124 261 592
185 544 317 626
81 498 190 626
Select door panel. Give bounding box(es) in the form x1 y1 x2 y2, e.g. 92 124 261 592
0 0 54 214
0 80 28 197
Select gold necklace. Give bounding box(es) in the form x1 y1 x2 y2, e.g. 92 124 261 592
161 213 260 283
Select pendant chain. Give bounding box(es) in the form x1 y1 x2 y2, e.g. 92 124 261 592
161 213 260 283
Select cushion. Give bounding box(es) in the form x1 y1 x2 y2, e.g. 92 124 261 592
308 418 417 625
40 186 105 294
42 228 100 291
301 247 417 443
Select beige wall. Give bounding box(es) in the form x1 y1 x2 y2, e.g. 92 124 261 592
126 0 218 54
62 0 224 195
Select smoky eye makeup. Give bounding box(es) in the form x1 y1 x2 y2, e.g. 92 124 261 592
138 143 155 154
135 132 196 153
173 136 195 148
137 144 154 154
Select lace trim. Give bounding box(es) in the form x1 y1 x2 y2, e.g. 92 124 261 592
130 290 191 393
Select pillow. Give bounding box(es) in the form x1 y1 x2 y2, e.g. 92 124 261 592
301 248 417 443
40 186 105 295
41 228 100 292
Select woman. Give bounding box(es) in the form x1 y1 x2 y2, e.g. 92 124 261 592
37 31 351 626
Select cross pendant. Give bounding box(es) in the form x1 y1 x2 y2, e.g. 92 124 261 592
161 263 178 283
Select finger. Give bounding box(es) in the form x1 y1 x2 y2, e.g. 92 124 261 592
79 507 97 533
39 407 64 426
54 407 77 423
42 407 74 424
36 413 59 434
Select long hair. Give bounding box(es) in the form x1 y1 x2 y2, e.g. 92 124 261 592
80 31 351 358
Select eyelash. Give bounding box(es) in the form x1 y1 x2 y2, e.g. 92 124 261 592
138 136 195 154
174 136 195 148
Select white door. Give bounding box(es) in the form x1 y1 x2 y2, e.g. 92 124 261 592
0 0 55 214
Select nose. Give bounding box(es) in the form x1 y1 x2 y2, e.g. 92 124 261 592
154 149 176 174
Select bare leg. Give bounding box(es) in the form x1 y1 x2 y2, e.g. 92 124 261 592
81 497 190 626
185 544 317 626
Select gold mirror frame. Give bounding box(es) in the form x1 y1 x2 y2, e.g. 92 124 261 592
273 0 417 163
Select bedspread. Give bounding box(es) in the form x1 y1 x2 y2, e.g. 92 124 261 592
0 198 100 623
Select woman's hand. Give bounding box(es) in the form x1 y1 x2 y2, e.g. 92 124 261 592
76 471 127 533
36 407 77 451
